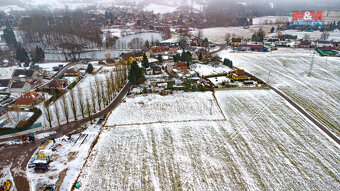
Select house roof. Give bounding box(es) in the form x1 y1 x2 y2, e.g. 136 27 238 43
232 38 241 42
299 41 311 45
10 81 29 89
13 69 35 78
0 107 6 113
151 46 166 52
16 91 42 105
0 79 10 87
66 68 79 73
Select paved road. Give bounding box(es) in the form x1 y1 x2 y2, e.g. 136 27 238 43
270 86 340 145
212 44 227 54
0 83 130 191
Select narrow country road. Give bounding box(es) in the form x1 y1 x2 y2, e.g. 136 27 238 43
0 83 130 191
269 86 340 145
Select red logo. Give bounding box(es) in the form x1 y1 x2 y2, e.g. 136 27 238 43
293 11 324 21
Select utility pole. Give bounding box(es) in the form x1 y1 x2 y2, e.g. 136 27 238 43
267 70 271 85
308 50 316 76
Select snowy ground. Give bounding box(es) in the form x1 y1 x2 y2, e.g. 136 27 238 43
191 25 274 44
191 63 231 77
26 122 100 191
36 62 67 72
267 30 340 41
218 48 340 137
77 90 340 190
105 92 224 126
0 66 24 79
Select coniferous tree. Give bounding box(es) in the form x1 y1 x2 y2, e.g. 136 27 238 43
173 53 180 62
87 63 94 74
199 52 203 61
16 45 29 63
157 54 163 63
3 27 17 49
141 53 149 68
128 61 145 85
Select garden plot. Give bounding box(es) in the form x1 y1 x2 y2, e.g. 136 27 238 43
218 48 340 137
191 63 231 77
105 92 224 126
77 90 340 190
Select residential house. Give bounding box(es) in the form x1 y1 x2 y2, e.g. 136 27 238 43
198 78 210 87
227 69 250 81
98 60 106 65
175 62 188 70
317 40 333 48
64 68 80 76
153 66 162 75
299 41 311 48
151 46 166 55
44 79 68 89
9 81 31 93
15 91 44 108
145 68 153 75
12 69 42 82
235 45 268 52
0 79 11 93
0 107 7 117
231 38 241 46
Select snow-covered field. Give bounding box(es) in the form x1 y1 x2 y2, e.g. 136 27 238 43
0 66 23 79
267 30 340 41
191 25 274 44
252 16 291 25
218 48 340 137
191 63 231 77
36 62 67 72
105 92 224 126
77 90 340 190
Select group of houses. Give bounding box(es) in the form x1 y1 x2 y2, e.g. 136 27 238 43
231 38 269 52
0 69 42 94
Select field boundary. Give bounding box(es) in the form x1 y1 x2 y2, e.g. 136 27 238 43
104 118 227 127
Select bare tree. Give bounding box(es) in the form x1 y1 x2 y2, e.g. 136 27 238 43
44 104 53 128
85 95 92 123
320 31 330 40
94 76 102 111
197 28 203 39
109 71 116 97
100 81 107 107
304 34 310 40
225 33 231 45
77 86 85 118
90 81 97 113
60 95 70 123
54 102 61 126
69 89 78 120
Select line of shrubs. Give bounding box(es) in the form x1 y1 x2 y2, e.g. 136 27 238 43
16 107 42 128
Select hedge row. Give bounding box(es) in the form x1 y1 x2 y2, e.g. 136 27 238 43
16 107 42 128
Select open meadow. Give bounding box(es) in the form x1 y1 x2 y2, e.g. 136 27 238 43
77 90 340 190
218 48 340 137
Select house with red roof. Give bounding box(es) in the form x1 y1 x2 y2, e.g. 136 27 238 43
15 91 44 108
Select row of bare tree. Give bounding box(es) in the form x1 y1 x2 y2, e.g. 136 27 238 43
43 64 128 128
